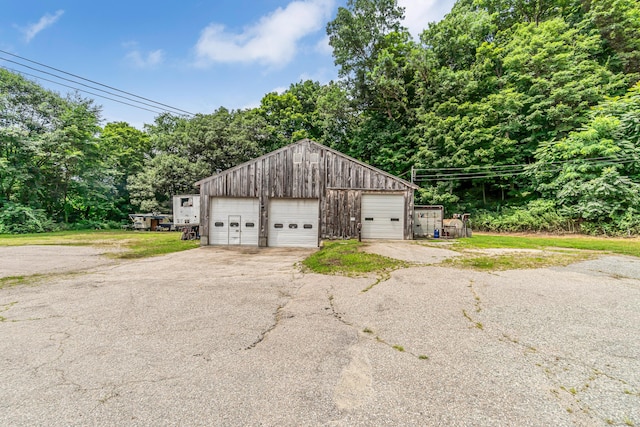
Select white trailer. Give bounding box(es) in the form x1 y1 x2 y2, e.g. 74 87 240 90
129 213 172 231
173 195 200 227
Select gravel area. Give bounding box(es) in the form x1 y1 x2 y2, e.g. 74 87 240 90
0 245 116 278
362 240 461 264
0 244 638 426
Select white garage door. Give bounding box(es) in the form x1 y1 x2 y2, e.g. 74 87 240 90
268 199 319 248
210 198 259 246
361 194 405 239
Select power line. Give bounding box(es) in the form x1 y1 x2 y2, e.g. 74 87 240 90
1 65 169 116
0 56 189 116
412 157 638 182
412 156 631 173
0 49 195 116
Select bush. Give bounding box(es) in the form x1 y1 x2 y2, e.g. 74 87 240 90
59 220 124 231
0 202 58 234
471 200 640 236
472 200 575 233
578 207 640 236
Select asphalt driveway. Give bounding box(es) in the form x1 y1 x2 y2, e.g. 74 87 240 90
0 244 638 426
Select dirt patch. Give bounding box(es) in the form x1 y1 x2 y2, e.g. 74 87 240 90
361 240 461 264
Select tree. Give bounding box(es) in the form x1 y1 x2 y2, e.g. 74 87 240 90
0 69 104 224
98 122 151 219
129 108 267 211
586 0 640 83
315 81 358 152
474 0 584 29
128 154 208 212
327 0 408 109
36 94 102 223
531 82 640 230
421 2 495 71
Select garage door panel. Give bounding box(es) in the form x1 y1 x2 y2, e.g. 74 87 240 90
361 194 405 239
210 198 259 246
268 199 318 248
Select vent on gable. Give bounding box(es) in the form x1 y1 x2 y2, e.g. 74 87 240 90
293 152 303 164
309 153 319 163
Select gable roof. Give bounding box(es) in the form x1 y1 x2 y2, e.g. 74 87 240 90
195 138 419 189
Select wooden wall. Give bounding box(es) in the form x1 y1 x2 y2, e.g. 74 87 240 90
199 139 415 245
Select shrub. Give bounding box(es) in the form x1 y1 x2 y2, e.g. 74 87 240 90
59 220 124 231
0 203 58 234
472 200 575 233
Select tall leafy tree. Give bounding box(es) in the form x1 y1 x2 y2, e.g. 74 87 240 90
129 108 266 211
327 0 407 110
586 0 640 83
98 122 151 218
532 82 640 229
1 69 104 224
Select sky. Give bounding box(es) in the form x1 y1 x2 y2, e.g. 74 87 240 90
1 0 456 129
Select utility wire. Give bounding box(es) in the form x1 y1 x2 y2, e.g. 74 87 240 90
0 49 195 116
413 158 638 182
0 56 190 117
1 65 168 115
412 156 633 173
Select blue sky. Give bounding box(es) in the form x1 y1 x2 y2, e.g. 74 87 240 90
1 0 455 128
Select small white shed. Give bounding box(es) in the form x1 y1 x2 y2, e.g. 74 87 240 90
413 205 444 238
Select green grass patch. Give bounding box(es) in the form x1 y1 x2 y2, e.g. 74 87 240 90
446 252 594 271
0 275 34 289
0 230 199 259
454 233 640 258
301 240 407 275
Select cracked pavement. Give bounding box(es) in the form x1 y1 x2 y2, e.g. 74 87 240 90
0 244 639 426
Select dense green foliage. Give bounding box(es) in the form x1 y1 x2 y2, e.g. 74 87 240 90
2 0 640 235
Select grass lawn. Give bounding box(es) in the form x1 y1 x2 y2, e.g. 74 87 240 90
453 233 640 258
305 233 640 275
433 232 640 271
0 230 200 259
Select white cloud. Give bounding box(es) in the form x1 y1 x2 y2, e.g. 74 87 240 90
399 0 455 38
240 99 261 110
22 10 64 42
298 67 337 84
194 0 335 67
315 35 333 56
124 44 165 68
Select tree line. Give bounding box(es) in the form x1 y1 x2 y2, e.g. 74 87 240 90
2 0 639 234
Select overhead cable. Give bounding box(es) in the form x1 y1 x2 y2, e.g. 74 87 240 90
412 157 638 182
0 49 195 116
1 65 168 115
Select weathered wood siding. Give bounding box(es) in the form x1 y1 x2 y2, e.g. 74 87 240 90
199 139 415 245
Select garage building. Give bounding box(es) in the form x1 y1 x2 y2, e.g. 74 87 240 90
196 139 417 248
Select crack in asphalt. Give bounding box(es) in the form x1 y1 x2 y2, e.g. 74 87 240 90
243 281 305 351
327 289 352 327
464 279 635 425
244 303 287 350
